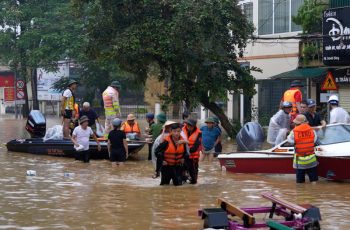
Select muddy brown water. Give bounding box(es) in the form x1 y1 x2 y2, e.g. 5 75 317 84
0 116 350 229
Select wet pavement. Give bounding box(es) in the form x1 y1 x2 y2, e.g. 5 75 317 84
0 116 350 229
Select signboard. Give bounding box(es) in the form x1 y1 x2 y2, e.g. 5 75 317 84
37 61 69 101
0 73 14 87
320 93 339 103
4 87 15 102
333 68 350 84
321 72 338 91
323 7 350 65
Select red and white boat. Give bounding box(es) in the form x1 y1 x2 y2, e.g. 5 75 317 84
218 123 350 181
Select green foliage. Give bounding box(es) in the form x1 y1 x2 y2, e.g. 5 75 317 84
302 43 319 64
292 0 328 34
73 0 256 136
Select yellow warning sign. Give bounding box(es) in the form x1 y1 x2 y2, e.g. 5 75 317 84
321 72 338 91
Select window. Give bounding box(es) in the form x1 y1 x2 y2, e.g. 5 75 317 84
242 2 253 23
258 0 273 35
291 0 303 31
258 0 304 35
274 0 289 33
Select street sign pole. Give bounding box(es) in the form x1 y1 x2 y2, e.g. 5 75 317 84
327 90 330 123
14 72 18 119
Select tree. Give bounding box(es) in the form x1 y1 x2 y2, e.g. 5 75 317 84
73 0 255 137
0 0 84 115
292 0 328 34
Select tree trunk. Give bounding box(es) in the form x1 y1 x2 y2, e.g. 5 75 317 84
31 68 39 110
200 96 234 138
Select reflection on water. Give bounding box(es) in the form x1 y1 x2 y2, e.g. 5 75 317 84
0 117 350 229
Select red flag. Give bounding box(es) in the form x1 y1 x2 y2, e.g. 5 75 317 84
0 73 15 87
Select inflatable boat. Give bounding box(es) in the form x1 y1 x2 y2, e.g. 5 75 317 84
6 110 145 159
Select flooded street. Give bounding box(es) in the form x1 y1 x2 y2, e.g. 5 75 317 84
1 117 350 229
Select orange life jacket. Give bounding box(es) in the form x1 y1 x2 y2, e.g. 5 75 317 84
294 123 315 157
164 135 185 166
74 104 79 119
122 121 141 134
182 127 201 159
283 88 302 115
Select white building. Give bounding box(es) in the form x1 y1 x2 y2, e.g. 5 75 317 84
230 0 308 122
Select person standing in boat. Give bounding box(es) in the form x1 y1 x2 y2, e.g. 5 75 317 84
108 118 128 166
281 80 303 121
61 79 78 139
304 99 326 128
155 123 188 186
267 102 292 146
71 116 101 163
102 81 122 137
328 95 350 124
79 102 102 134
287 114 318 184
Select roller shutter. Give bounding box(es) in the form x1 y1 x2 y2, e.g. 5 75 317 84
338 86 350 112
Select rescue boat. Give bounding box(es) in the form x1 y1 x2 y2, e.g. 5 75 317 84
218 122 350 181
6 110 145 159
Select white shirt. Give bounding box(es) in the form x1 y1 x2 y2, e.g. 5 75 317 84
63 89 73 98
330 107 350 124
72 126 93 151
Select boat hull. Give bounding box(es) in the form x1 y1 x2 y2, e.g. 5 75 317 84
6 138 145 159
317 156 350 181
218 153 295 174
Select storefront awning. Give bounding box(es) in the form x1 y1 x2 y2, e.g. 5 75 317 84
270 67 327 80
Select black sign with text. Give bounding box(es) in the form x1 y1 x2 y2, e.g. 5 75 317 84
333 68 350 84
323 7 350 66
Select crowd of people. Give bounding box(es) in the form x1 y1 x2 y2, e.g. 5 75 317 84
268 80 350 184
60 80 222 186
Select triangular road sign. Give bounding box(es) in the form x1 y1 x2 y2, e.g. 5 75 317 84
321 72 338 91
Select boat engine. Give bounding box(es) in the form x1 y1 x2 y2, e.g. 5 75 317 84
25 110 46 138
236 122 264 151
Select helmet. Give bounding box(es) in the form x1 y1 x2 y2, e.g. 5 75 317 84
67 79 78 87
328 95 339 105
328 95 339 103
112 118 122 127
146 113 154 119
306 99 316 107
282 101 293 108
110 80 121 89
213 117 220 124
185 119 197 126
156 113 167 123
290 80 303 88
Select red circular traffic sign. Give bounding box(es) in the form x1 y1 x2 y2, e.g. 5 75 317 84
16 90 25 99
16 80 25 89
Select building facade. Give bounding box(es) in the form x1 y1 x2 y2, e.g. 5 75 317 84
237 0 306 123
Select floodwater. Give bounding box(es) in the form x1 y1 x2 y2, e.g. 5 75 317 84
1 117 350 229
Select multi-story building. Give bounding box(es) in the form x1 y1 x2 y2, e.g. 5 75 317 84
238 0 310 123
